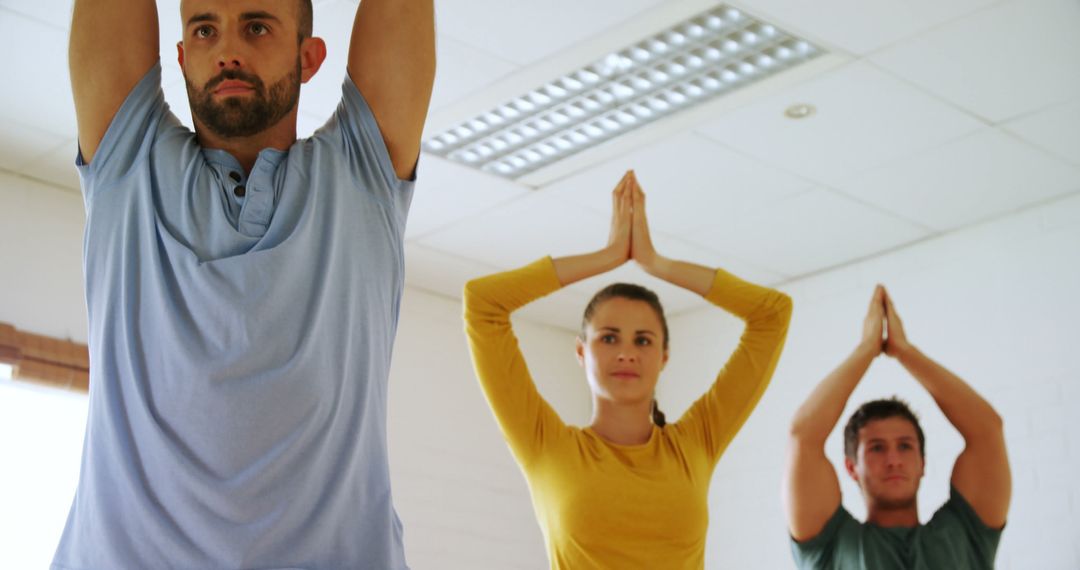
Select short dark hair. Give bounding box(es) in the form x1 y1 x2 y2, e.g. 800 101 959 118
843 397 926 460
298 0 313 40
581 283 669 427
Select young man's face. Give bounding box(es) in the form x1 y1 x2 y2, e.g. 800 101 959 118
845 416 925 511
178 0 308 138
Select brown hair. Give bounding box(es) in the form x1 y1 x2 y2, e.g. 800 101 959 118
581 283 669 427
298 0 313 40
843 397 926 460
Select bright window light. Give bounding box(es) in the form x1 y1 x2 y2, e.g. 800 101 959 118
0 378 88 568
0 363 13 380
422 4 823 178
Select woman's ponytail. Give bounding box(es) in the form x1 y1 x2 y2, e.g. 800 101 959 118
651 399 667 427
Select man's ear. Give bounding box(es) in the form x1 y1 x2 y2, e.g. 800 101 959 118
177 41 185 70
844 456 859 483
575 337 586 367
299 37 327 83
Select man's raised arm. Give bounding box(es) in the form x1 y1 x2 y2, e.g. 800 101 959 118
883 292 1011 528
70 0 160 163
347 0 436 181
784 287 885 541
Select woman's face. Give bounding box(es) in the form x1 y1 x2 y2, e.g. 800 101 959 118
577 297 668 405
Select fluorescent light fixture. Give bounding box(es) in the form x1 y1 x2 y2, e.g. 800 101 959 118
423 5 823 179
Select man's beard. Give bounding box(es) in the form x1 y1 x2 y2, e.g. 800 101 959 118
187 60 301 138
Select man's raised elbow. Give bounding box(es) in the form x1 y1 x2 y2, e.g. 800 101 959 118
787 419 823 448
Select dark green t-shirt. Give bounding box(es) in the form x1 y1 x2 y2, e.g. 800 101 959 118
790 488 1003 569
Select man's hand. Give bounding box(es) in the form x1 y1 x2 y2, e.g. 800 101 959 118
882 289 913 358
629 171 660 272
552 171 635 286
861 285 887 357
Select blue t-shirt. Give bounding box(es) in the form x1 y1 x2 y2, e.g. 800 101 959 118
52 63 414 570
790 488 1003 570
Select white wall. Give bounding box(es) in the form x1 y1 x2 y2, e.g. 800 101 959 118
660 194 1080 569
0 172 87 342
388 289 589 570
0 378 88 569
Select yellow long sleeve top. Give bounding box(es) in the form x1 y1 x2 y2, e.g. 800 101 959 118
463 257 792 570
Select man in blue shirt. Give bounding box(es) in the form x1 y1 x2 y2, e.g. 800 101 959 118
54 1 434 568
783 287 1011 569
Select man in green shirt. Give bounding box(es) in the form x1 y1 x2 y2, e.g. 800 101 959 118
783 286 1011 569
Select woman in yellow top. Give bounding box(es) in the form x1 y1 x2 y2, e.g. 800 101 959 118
463 171 792 569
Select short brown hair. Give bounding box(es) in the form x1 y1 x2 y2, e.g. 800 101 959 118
298 0 313 39
843 397 926 460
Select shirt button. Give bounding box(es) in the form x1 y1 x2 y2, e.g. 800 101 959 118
234 185 246 197
229 171 242 182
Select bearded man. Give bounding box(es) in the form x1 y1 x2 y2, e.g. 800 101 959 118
53 0 434 568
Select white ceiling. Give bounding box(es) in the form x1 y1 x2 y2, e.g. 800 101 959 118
2 0 1078 330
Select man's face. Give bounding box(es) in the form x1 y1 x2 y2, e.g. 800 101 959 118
178 0 303 138
845 416 925 511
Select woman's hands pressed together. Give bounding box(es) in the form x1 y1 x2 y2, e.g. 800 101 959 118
554 169 713 295
605 170 634 266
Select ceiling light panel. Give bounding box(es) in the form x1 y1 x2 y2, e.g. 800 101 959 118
422 5 823 179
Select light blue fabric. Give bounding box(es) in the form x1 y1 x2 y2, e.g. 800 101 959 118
52 62 414 570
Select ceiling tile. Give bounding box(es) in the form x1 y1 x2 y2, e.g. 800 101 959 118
416 190 609 270
685 188 930 277
0 122 66 173
738 0 999 56
1003 98 1080 168
0 12 74 138
435 0 664 66
834 128 1080 231
20 139 81 192
427 37 520 114
407 154 529 239
540 133 813 236
694 61 983 188
869 0 1080 122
